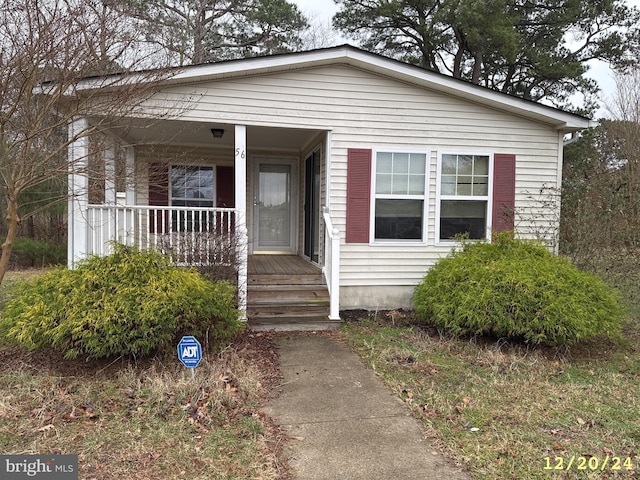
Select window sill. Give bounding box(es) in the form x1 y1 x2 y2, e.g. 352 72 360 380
371 239 428 247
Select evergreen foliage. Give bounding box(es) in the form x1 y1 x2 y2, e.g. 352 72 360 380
333 0 640 110
0 244 242 359
5 237 66 268
413 232 625 345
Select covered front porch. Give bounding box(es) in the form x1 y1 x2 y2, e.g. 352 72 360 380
67 119 341 324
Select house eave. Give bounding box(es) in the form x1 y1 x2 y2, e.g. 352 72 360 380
163 46 593 131
70 44 594 131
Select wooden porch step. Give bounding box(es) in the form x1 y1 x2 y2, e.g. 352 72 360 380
249 316 341 332
248 274 323 285
246 255 335 331
247 302 329 318
248 284 329 303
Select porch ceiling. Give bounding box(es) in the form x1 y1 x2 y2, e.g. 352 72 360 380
110 118 322 152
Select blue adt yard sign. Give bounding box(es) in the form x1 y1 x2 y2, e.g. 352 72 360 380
177 336 202 368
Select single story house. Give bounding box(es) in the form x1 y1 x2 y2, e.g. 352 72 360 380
67 45 594 328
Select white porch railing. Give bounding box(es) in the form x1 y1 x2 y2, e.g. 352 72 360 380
322 207 341 320
86 205 238 265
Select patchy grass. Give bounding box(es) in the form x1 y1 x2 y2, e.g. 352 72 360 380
0 335 288 479
339 248 640 480
0 270 290 480
340 316 639 479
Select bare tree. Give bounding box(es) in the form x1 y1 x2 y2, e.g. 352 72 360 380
298 12 341 50
0 0 173 284
561 66 640 262
607 68 640 247
117 0 309 65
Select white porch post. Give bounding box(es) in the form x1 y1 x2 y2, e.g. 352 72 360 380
324 131 340 320
104 139 116 205
104 139 117 251
67 117 89 268
235 125 248 321
125 146 136 205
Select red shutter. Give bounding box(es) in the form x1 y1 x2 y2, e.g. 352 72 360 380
492 154 516 233
148 163 169 233
216 166 235 208
148 163 169 205
216 166 235 235
346 148 372 243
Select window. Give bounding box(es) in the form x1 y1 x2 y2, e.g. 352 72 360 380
171 166 214 207
438 153 490 241
170 165 214 231
373 152 427 241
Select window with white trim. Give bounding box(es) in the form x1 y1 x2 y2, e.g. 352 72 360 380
171 165 214 207
438 153 490 240
170 165 214 231
374 151 427 241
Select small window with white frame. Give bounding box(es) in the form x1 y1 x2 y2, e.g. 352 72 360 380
171 165 214 207
373 151 428 241
170 165 215 232
438 153 490 241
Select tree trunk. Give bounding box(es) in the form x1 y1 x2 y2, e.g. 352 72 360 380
453 46 464 78
193 7 206 64
452 28 465 79
0 196 20 285
471 51 482 84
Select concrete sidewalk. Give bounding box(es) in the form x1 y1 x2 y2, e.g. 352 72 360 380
263 334 472 480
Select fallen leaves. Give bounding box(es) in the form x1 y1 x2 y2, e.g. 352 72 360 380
141 452 163 466
66 405 99 422
1 330 284 480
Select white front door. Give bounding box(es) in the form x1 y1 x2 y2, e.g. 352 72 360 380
253 159 297 253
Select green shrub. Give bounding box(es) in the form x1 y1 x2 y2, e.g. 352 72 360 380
0 244 242 358
413 232 625 346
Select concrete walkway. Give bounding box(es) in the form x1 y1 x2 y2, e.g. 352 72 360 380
263 334 472 480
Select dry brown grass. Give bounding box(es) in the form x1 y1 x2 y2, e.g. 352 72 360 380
0 332 290 480
340 313 640 480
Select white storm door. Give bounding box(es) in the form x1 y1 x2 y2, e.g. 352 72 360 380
253 159 297 253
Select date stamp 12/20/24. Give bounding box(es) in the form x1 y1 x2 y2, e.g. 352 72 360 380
544 456 636 472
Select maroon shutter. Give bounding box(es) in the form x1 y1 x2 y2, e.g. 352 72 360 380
216 166 235 235
149 163 169 205
492 154 516 233
346 148 372 243
216 166 235 208
148 163 169 233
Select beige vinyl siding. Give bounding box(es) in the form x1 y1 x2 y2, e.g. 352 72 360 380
139 65 562 289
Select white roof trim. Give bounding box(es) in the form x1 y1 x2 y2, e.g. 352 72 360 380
78 45 595 132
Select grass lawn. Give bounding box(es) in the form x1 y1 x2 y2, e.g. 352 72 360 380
338 252 640 480
2 249 639 479
0 269 288 480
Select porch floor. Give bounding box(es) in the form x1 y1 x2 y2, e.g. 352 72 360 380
248 254 321 276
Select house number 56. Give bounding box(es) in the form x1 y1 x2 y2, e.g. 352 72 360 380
235 147 246 159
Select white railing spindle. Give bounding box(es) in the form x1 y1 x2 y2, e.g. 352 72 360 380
86 204 237 267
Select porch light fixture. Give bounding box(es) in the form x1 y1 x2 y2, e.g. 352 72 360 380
211 128 224 138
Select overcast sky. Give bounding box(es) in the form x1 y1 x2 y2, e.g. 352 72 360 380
291 0 640 118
